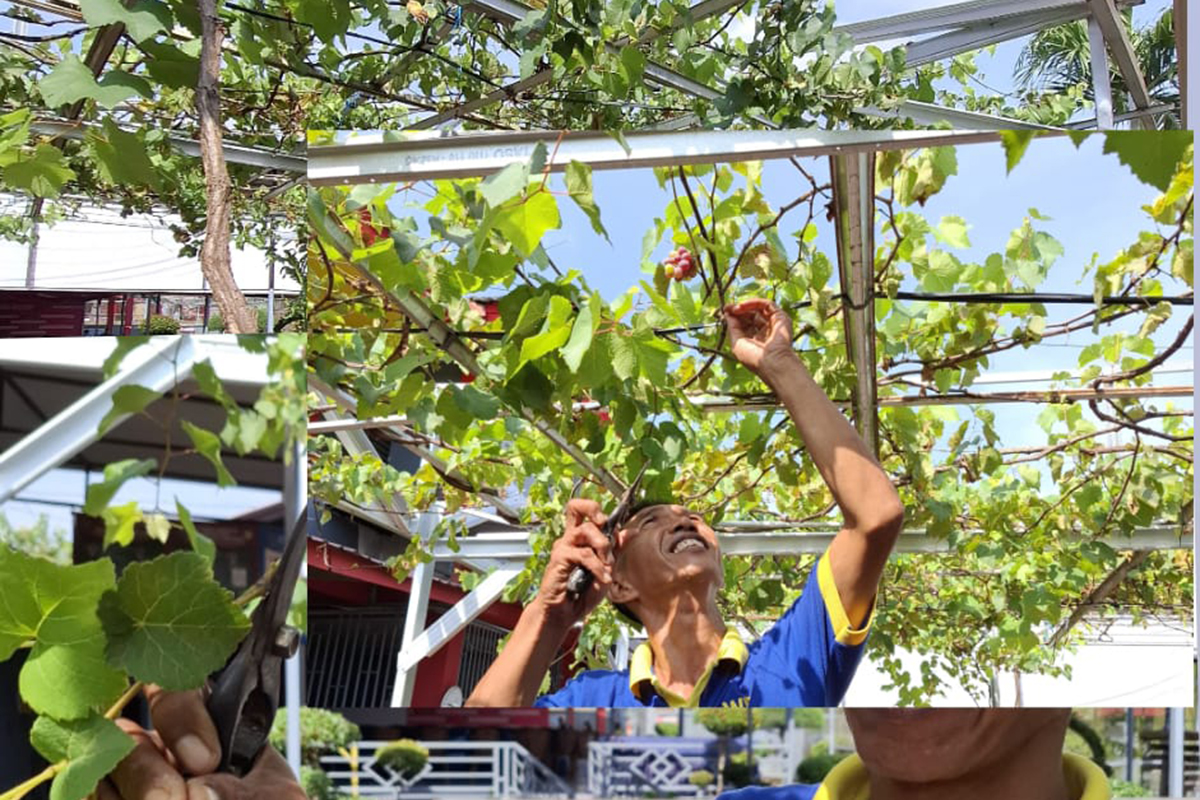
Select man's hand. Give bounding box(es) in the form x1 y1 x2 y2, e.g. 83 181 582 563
535 499 614 629
723 298 798 379
97 685 306 800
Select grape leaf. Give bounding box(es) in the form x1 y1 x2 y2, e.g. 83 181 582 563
101 501 144 549
565 160 610 242
175 499 216 564
83 459 156 516
32 714 135 800
2 144 75 197
479 161 530 208
21 632 128 721
562 301 596 372
101 337 150 379
143 512 172 543
181 420 236 486
1102 131 1193 191
494 191 560 257
98 551 250 690
934 215 970 249
80 0 171 43
452 385 501 420
1000 130 1035 175
39 55 153 109
0 550 127 718
192 358 236 409
97 384 161 435
86 118 161 191
139 39 200 89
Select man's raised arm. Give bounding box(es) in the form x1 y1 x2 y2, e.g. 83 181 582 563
465 499 613 706
724 299 904 627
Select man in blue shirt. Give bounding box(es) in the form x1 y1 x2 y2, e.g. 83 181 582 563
467 298 905 707
718 709 1110 800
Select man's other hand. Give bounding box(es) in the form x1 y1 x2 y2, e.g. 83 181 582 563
724 298 797 378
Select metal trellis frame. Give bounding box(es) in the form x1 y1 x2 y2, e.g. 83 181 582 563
0 335 200 504
307 127 1008 185
830 151 879 457
395 0 1163 132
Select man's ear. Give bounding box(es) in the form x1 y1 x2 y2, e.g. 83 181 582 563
608 572 639 606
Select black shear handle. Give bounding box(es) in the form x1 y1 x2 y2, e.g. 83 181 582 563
565 465 647 600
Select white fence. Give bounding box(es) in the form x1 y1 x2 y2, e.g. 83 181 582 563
588 737 801 797
320 740 572 798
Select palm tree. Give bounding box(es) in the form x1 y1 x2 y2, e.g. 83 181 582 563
1014 7 1179 128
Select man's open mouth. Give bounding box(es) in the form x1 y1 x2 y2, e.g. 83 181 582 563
666 532 708 554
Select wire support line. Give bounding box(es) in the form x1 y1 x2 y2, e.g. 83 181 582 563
318 289 1193 342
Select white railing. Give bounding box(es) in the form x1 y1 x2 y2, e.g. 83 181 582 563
588 736 802 797
320 740 572 798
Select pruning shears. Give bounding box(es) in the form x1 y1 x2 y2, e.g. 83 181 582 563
565 463 649 600
205 513 306 777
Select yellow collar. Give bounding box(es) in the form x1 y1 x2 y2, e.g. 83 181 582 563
628 629 749 707
814 752 1111 800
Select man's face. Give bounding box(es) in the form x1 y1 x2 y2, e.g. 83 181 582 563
611 504 722 607
845 709 1071 785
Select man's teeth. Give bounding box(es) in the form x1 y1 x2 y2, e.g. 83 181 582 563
672 538 705 553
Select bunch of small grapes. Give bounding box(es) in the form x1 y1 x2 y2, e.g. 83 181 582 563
664 246 696 281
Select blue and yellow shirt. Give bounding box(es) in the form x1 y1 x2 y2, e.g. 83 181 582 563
715 753 1112 800
533 551 871 707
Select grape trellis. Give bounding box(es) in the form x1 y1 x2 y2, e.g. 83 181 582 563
307 127 1193 706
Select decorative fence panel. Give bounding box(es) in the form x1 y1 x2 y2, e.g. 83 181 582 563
320 740 571 798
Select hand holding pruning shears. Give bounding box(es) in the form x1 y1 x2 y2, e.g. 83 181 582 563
98 518 307 800
534 465 648 628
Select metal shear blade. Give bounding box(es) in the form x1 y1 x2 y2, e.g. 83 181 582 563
206 513 306 777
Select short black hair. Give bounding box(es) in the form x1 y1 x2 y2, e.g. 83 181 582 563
608 498 677 629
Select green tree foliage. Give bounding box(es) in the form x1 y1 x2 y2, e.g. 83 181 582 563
0 513 71 564
308 133 1193 705
146 314 181 335
374 739 430 780
796 751 846 784
269 706 362 768
0 334 306 800
1015 9 1179 128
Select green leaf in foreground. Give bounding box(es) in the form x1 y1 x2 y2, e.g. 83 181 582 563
175 498 216 564
0 549 127 719
83 458 156 516
181 420 236 486
98 551 250 689
31 714 135 800
1103 130 1194 191
97 384 162 435
101 336 150 379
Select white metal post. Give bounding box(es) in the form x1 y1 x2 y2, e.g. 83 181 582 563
391 511 439 707
283 434 305 778
1169 707 1185 796
1087 16 1116 128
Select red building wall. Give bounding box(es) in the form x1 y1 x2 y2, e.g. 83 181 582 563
0 291 90 337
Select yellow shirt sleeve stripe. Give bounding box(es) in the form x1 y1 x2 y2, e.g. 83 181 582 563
817 551 874 646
